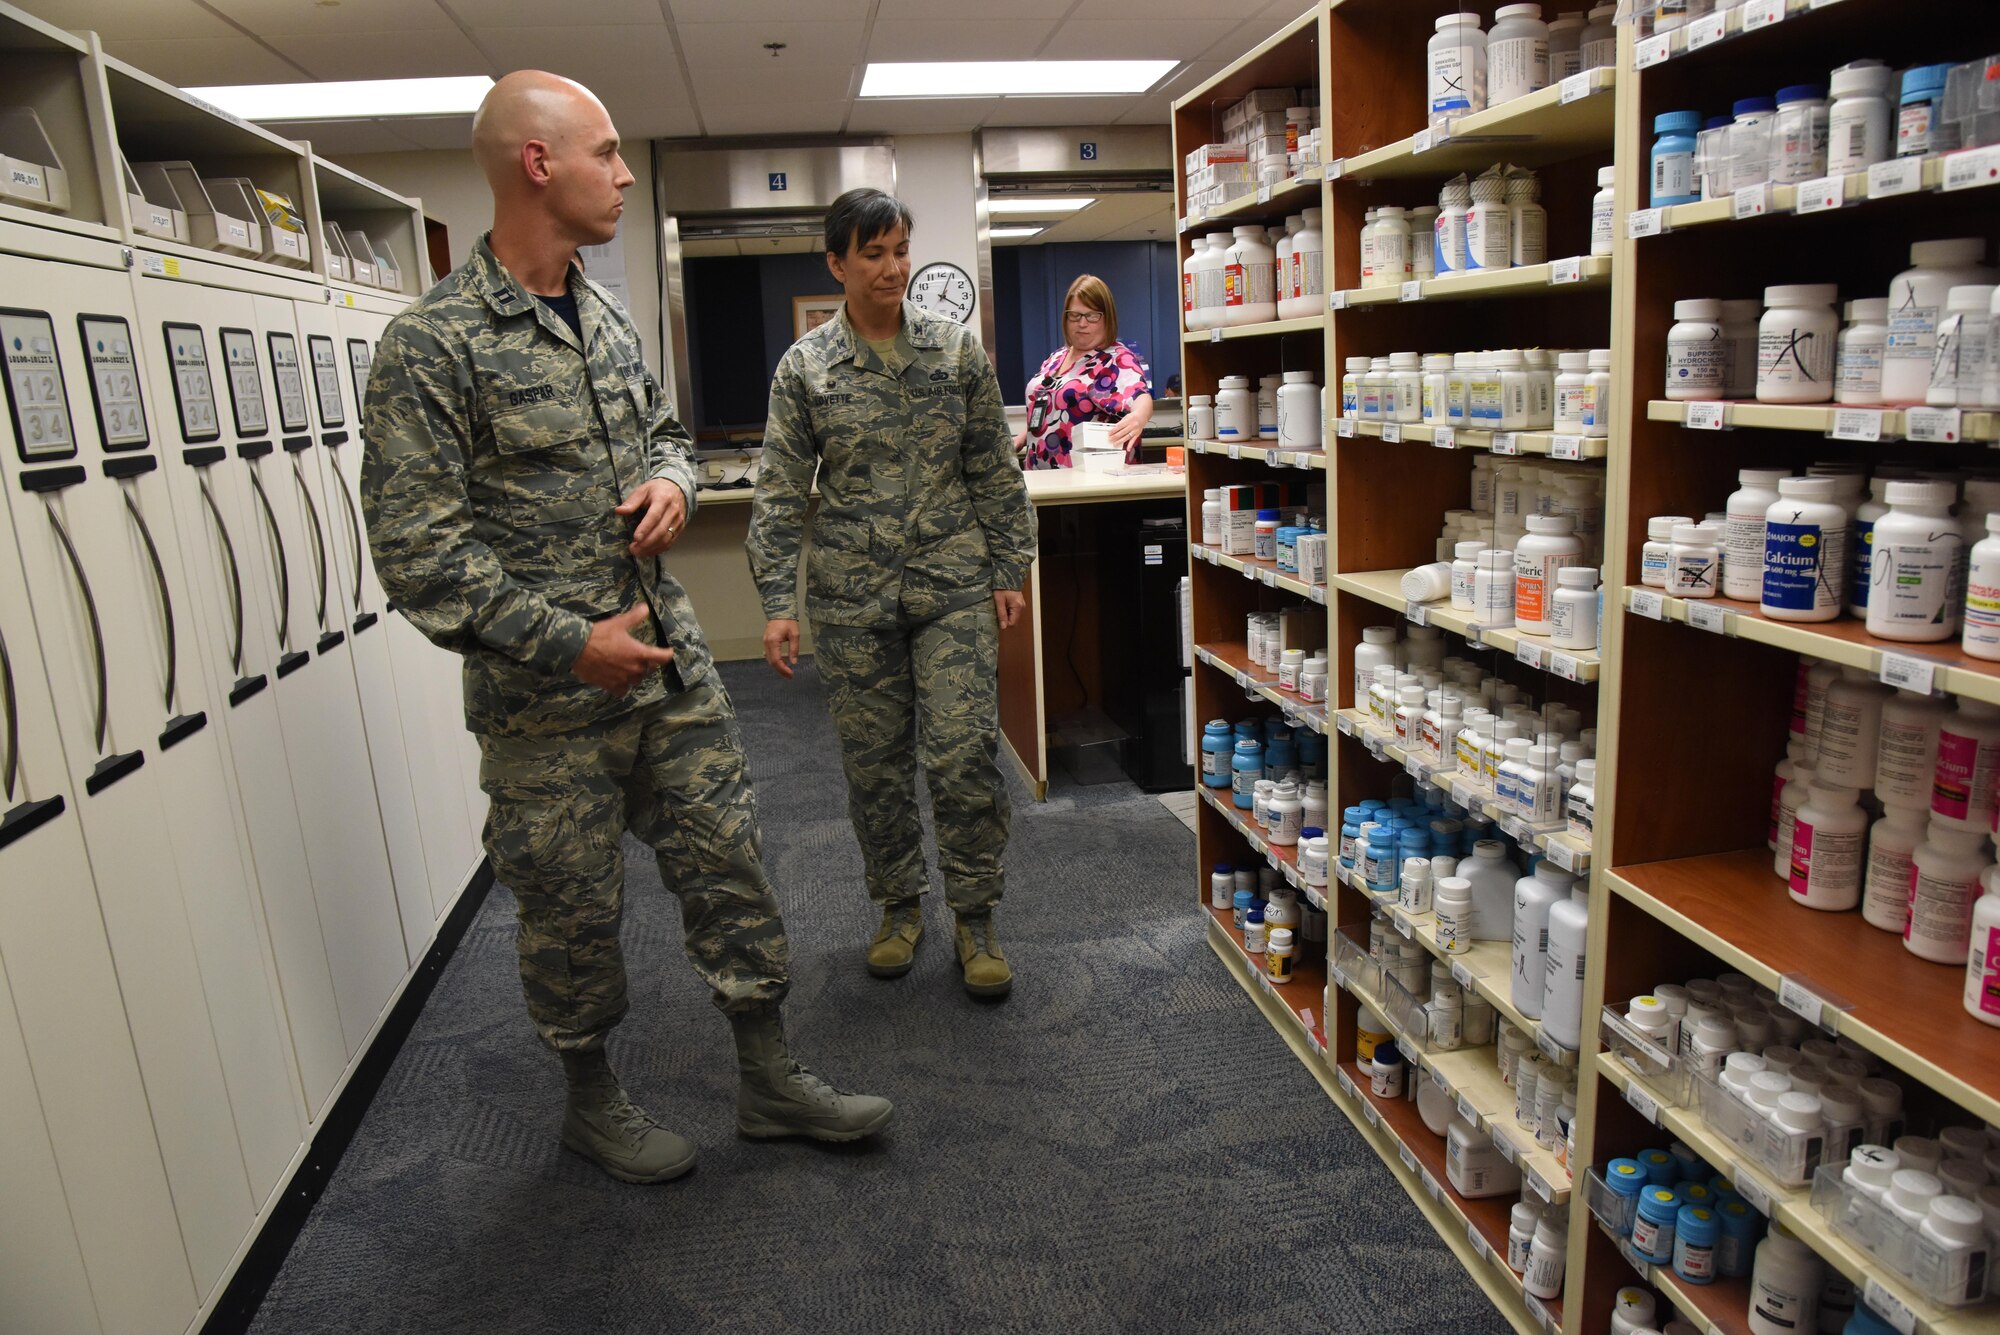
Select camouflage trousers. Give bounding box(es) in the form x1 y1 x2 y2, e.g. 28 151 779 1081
476 676 790 1054
812 599 1008 915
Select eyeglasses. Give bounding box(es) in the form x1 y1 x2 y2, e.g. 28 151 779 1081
1064 311 1104 325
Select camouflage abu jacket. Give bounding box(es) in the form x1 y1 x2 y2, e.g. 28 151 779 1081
361 234 711 737
748 302 1036 628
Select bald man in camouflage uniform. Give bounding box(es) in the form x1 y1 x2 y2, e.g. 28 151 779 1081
362 71 889 1186
751 189 1036 998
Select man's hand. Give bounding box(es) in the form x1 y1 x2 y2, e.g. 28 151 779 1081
994 589 1026 630
616 478 688 558
763 618 801 678
572 603 677 695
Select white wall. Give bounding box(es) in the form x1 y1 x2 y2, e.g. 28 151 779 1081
892 133 983 346
329 147 665 375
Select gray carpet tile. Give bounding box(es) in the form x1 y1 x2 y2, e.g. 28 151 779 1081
246 658 1512 1335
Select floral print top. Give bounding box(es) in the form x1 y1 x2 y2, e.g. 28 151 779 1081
1021 340 1151 470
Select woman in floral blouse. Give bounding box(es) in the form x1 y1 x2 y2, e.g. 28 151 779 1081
1015 274 1153 469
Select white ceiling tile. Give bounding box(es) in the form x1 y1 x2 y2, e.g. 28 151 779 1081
1114 94 1173 126
474 24 687 94
668 0 872 20
701 100 849 137
626 105 704 139
673 20 865 69
865 21 1049 63
449 0 661 24
204 0 461 35
1067 0 1247 17
101 35 310 84
874 0 1072 17
266 27 490 80
986 96 1146 128
1043 19 1232 62
21 0 236 40
289 120 430 155
846 97 997 135
689 61 854 108
598 85 701 138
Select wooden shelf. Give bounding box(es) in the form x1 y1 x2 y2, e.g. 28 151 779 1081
1193 642 1330 737
1183 437 1329 470
1334 257 1611 310
1334 709 1593 875
1197 783 1330 914
1608 852 2000 1126
1652 152 2000 235
1335 419 1609 460
1638 0 1869 67
1179 166 1324 233
1336 69 1618 182
1645 399 2000 444
1333 569 1602 684
1191 541 1327 604
1626 587 2000 710
1595 1055 1998 1335
1588 1207 1758 1335
1206 903 1329 1049
1182 313 1326 344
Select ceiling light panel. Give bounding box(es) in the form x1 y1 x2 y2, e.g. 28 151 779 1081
187 75 495 121
859 60 1175 98
990 226 1045 237
987 197 1095 214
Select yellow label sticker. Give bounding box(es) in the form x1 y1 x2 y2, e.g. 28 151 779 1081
163 256 182 277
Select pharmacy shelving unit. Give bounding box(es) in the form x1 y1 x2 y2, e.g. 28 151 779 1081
1589 2 2000 1334
1177 1 1630 1331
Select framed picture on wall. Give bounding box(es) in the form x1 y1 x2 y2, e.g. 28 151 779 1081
793 295 843 340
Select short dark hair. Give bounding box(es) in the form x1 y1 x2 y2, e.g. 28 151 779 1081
824 188 913 258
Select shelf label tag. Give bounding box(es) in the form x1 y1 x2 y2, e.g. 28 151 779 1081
1401 280 1423 303
1235 668 1252 689
1550 434 1583 460
1226 441 1241 459
1177 215 1189 233
1493 1132 1517 1164
1329 290 1349 311
1862 1280 1917 1335
1381 422 1403 443
1456 1091 1480 1126
1830 407 1883 442
1549 256 1584 285
1256 183 1273 204
1733 1165 1774 1215
1634 33 1671 67
1412 129 1433 155
1429 1062 1450 1093
1535 1028 1572 1064
1431 426 1457 449
1905 405 1962 442
1405 754 1430 783
1421 1168 1443 1202
1525 1166 1554 1204
1516 640 1547 670
1335 712 1356 737
1686 9 1728 47
1395 912 1416 938
1362 1099 1380 1127
1777 972 1858 1033
1336 417 1356 438
1683 401 1727 430
1869 157 1924 199
1734 182 1772 219
1450 959 1476 989
1548 652 1582 683
1547 836 1583 872
1742 0 1785 29
1797 174 1846 213
1560 72 1593 104
1879 651 1937 696
1466 1222 1492 1263
1491 431 1521 456
1258 566 1278 587
1688 601 1732 635
1210 326 1225 344
1399 1143 1418 1173
1405 600 1430 626
1326 158 1345 181
1624 1079 1662 1125
1266 448 1282 466
1309 584 1327 605
1942 144 2000 193
1627 208 1666 239
1465 625 1485 647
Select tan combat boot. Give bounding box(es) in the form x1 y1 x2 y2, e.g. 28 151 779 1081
865 899 924 978
954 913 1013 998
730 1007 894 1141
559 1052 697 1184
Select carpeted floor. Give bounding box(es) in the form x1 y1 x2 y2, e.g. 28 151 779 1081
247 659 1512 1335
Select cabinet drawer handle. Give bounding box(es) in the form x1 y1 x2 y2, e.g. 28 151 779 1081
45 502 108 754
122 489 177 714
197 474 245 675
246 463 291 652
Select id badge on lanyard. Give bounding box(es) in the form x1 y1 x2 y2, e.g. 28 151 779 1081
1026 371 1058 436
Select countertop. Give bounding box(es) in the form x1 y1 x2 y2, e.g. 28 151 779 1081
694 465 1185 511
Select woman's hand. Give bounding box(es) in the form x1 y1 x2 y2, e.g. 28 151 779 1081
1107 415 1145 449
763 618 801 678
993 589 1026 630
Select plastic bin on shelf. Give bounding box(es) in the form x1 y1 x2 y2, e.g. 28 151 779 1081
1381 961 1441 1053
1599 1005 1691 1106
1332 928 1380 999
1584 1163 1639 1235
321 222 351 282
1696 1073 1861 1189
0 107 69 213
339 227 378 286
123 157 187 241
146 162 262 257
243 185 310 269
1810 1165 1994 1309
